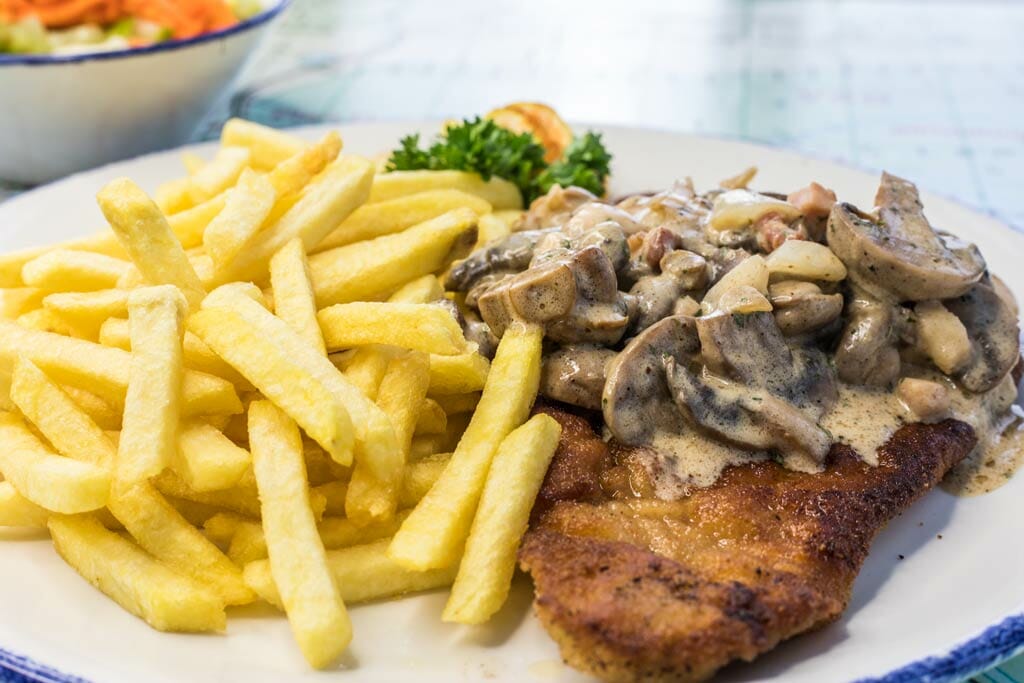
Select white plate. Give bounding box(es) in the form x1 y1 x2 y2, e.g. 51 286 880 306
0 124 1022 683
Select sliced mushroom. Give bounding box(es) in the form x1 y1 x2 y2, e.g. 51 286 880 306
564 202 642 237
602 315 701 444
769 281 844 336
540 344 617 410
519 185 597 231
944 283 1021 393
664 359 831 471
834 287 901 387
446 228 558 292
695 311 837 415
826 173 985 301
533 222 630 272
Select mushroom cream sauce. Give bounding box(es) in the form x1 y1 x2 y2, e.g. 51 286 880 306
445 174 1024 500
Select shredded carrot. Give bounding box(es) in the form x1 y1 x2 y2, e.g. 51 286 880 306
1 0 239 38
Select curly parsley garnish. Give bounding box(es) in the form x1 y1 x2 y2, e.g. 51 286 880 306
386 118 612 204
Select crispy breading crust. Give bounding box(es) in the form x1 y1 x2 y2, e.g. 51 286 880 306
519 406 976 682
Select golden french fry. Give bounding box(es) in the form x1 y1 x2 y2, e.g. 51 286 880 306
388 323 542 570
43 289 128 337
309 208 477 306
60 385 121 430
338 345 398 401
174 421 252 493
202 512 242 548
443 413 561 623
117 286 187 483
0 321 240 415
476 212 513 247
319 302 468 355
98 317 250 388
10 357 116 469
387 275 444 305
1 287 45 318
155 471 262 518
222 118 308 170
414 398 447 435
197 286 397 469
49 514 226 632
0 481 49 527
213 156 374 285
182 151 206 175
369 170 522 209
188 308 355 466
0 412 110 513
203 168 276 271
155 177 194 215
245 538 457 609
269 238 326 355
107 480 254 605
21 250 130 292
316 189 491 253
432 392 480 415
346 351 429 524
409 434 446 461
97 178 207 309
167 192 229 250
16 308 89 338
248 400 352 668
428 351 490 394
268 132 343 198
399 454 450 508
189 146 250 204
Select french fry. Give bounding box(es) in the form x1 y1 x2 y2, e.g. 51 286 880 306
43 289 128 337
16 308 89 338
203 168 277 271
98 317 250 387
188 146 250 204
166 496 229 527
409 434 447 461
174 421 252 493
97 178 207 310
443 414 561 623
387 275 444 305
116 286 187 483
60 385 121 430
222 118 308 170
346 351 429 525
414 398 447 435
0 412 110 513
314 480 348 516
188 308 356 466
213 156 375 285
319 302 468 355
269 238 326 355
369 170 523 210
245 538 457 610
10 358 116 469
0 321 240 415
203 512 242 548
182 151 206 175
339 345 396 401
155 177 194 215
432 392 480 415
428 351 491 395
309 208 477 306
196 286 397 469
388 323 542 570
49 515 226 632
316 189 491 253
22 250 130 291
1 287 45 319
107 480 254 605
476 212 513 247
155 472 262 519
399 454 450 508
268 132 343 198
167 192 229 250
248 400 352 668
0 481 49 527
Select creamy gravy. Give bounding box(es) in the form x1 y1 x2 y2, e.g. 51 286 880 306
821 384 909 466
642 430 767 499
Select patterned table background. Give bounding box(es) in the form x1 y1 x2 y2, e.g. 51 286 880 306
2 0 1023 681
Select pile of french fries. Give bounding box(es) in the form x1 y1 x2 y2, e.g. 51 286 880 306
0 119 563 668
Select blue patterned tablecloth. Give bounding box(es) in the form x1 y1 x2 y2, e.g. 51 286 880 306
1 1 1022 681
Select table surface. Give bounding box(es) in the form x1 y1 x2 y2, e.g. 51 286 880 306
2 0 1023 681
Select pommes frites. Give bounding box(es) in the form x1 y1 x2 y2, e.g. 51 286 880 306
0 119 555 670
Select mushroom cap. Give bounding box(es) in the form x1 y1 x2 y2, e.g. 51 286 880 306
945 283 1021 393
826 173 985 302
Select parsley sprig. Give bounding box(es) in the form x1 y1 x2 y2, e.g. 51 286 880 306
386 118 611 204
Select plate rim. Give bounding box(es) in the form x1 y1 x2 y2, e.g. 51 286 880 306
1 121 1021 683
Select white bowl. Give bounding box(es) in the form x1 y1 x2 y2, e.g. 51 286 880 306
0 0 290 185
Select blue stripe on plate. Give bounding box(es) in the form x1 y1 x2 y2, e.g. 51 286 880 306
857 614 1024 683
0 647 89 683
